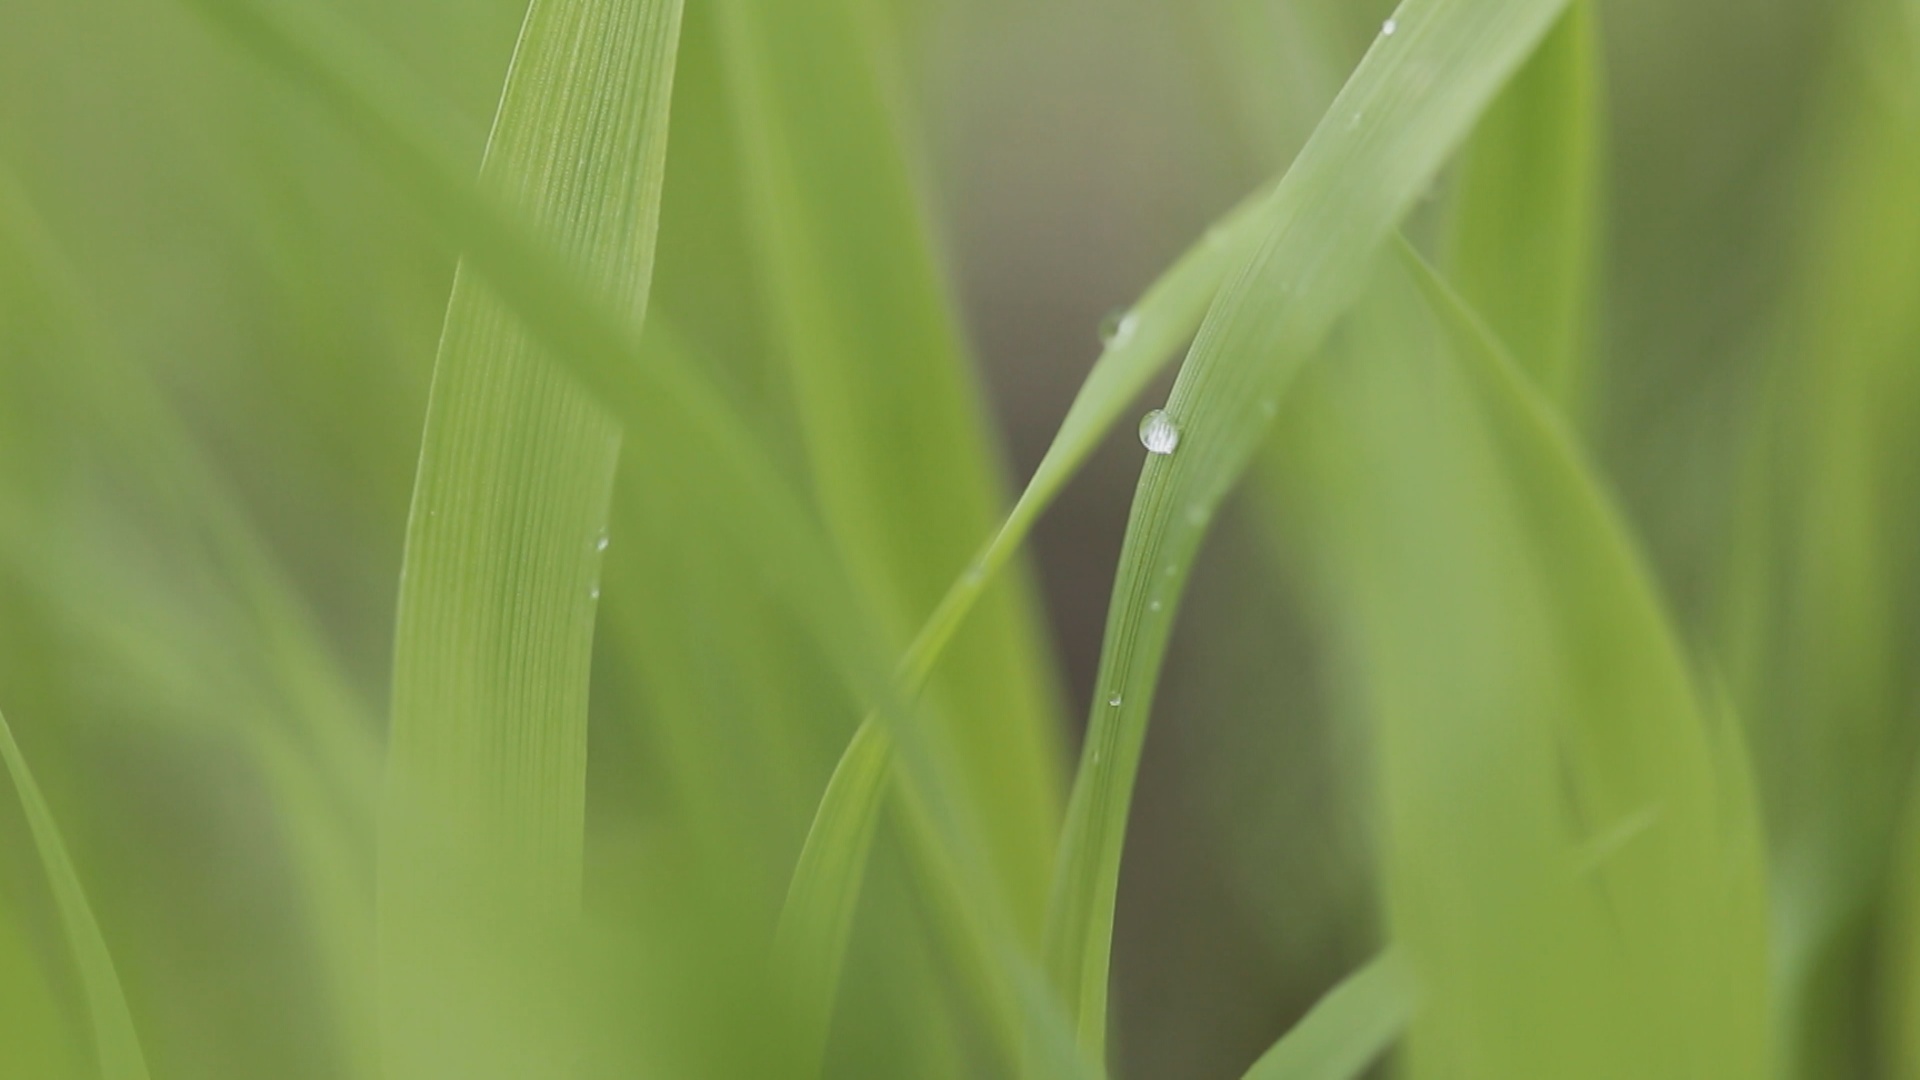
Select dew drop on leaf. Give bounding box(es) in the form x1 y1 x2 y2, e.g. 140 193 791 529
1139 409 1181 455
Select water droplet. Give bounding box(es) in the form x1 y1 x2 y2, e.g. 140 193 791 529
1149 599 1162 613
1108 693 1123 707
1099 309 1139 350
1382 17 1397 36
590 585 601 601
1139 409 1181 455
595 532 610 552
1187 503 1209 526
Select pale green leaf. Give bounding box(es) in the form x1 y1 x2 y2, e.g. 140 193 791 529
1044 0 1578 1061
0 706 149 1080
1241 953 1415 1080
1268 246 1767 1077
1447 0 1600 412
375 0 683 1075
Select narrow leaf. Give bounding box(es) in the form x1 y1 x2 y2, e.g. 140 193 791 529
1268 246 1767 1077
1447 0 1601 412
1044 0 1577 1061
376 0 682 1074
1241 953 1416 1080
0 707 149 1080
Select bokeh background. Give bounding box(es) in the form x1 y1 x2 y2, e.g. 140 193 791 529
0 0 1903 1076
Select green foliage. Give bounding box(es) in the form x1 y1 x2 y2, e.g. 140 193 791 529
1045 0 1577 1063
377 1 683 1076
0 706 149 1079
0 0 1915 1076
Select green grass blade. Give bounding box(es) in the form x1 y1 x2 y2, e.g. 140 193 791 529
771 179 1286 1070
0 884 79 1077
0 706 150 1080
1446 0 1601 412
376 0 682 1073
1043 0 1576 1060
1406 246 1767 1077
708 0 1064 931
176 1 876 673
773 717 891 1070
1240 953 1416 1080
1753 5 1920 1072
0 162 386 1077
176 10 1023 1063
1269 246 1767 1077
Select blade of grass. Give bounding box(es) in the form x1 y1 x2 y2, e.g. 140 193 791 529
708 0 1064 932
1043 0 1577 1061
1446 0 1601 414
1240 953 1416 1080
375 0 682 1074
0 884 78 1077
1268 245 1767 1076
175 2 1077 1069
0 706 149 1080
0 162 385 1077
1753 4 1920 1072
774 181 1275 1058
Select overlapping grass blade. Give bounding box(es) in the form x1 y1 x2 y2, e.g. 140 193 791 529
0 706 149 1080
375 0 682 1074
1043 0 1576 1060
1240 953 1415 1080
0 162 385 1076
1447 0 1600 412
1270 246 1766 1077
707 0 1065 929
775 183 1275 1052
1744 3 1920 1073
177 1 1076 1068
0 885 76 1076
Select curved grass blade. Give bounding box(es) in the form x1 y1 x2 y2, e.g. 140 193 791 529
1270 246 1767 1077
1750 5 1920 1072
1447 0 1601 413
1241 953 1415 1080
0 884 78 1077
1043 0 1578 1060
708 0 1065 930
0 164 386 1076
175 0 1083 1067
376 0 683 1074
0 707 149 1080
772 179 1272 1034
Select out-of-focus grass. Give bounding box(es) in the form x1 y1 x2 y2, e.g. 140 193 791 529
0 0 1915 1077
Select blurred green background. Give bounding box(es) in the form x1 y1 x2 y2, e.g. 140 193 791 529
1 0 1916 1076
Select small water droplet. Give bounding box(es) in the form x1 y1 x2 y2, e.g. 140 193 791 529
595 532 610 552
1187 503 1209 526
1382 17 1397 36
590 585 601 601
1149 599 1162 613
1139 409 1181 455
1099 309 1139 350
1348 110 1365 131
1108 694 1123 707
